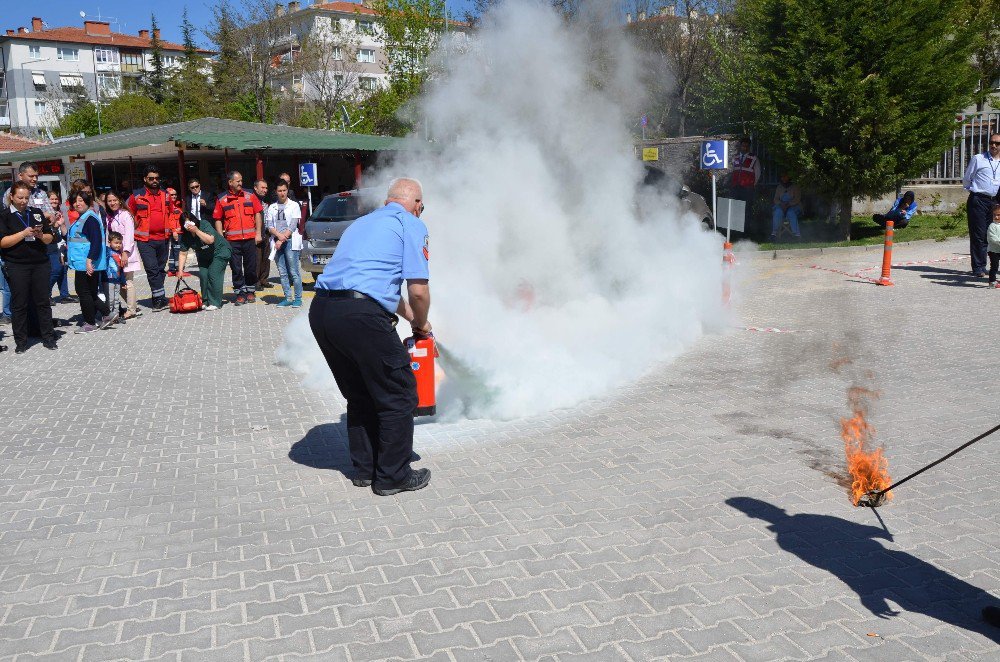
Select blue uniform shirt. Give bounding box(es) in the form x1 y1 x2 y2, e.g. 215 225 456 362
963 152 1000 196
316 202 429 313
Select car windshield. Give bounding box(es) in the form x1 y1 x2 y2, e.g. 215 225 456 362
311 195 363 222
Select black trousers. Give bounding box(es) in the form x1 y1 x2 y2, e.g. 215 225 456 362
137 239 168 300
309 295 418 488
256 240 271 287
75 270 109 325
967 193 994 274
229 239 258 295
5 261 54 347
731 185 756 232
872 213 909 230
989 252 1000 283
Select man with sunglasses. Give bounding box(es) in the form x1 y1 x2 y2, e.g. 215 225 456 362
962 133 1000 277
310 178 432 496
128 165 179 311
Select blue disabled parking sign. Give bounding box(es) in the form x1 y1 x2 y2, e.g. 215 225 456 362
700 140 728 170
299 163 318 187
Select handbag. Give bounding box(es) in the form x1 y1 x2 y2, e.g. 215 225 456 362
170 278 203 313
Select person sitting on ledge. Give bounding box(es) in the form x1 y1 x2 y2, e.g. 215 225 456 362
873 191 917 229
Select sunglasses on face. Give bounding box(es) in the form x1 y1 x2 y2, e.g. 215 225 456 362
991 141 1000 146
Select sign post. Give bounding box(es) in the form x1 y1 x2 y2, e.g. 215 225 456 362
700 140 729 241
299 163 318 216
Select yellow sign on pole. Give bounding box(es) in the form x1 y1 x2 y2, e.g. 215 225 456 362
642 147 659 162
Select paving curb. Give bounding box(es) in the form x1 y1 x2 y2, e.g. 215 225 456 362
737 236 967 261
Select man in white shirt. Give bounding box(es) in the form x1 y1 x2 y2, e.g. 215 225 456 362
264 180 303 307
962 133 1000 277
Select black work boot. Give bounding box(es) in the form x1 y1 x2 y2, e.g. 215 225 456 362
373 468 431 496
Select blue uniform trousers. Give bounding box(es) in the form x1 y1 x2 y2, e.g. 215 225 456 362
308 294 418 488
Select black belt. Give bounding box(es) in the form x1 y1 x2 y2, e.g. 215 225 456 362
971 191 997 198
316 288 397 325
316 288 371 300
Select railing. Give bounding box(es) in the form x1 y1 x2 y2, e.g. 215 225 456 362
910 111 1000 183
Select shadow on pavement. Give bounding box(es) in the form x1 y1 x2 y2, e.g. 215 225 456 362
726 497 999 644
894 265 985 288
289 417 353 477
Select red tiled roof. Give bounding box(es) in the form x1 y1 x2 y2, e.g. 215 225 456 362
313 2 379 16
0 132 46 153
2 26 213 53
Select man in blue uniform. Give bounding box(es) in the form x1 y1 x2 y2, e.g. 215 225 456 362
310 178 432 496
962 133 1000 277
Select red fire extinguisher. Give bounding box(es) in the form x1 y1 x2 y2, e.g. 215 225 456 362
406 336 437 416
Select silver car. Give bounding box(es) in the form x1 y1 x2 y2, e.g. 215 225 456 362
301 189 379 279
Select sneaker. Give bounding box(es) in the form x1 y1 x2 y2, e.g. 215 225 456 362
15 345 27 354
99 314 119 329
75 324 98 334
373 468 431 496
167 270 178 277
246 293 256 304
234 294 246 306
0 314 10 325
43 339 58 350
291 299 302 308
203 304 218 311
152 298 169 312
277 299 294 307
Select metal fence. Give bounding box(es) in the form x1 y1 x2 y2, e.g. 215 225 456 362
912 112 1000 183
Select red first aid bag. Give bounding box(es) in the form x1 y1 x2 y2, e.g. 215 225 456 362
170 279 203 313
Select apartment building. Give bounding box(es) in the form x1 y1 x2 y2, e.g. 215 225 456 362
270 1 468 106
0 17 204 137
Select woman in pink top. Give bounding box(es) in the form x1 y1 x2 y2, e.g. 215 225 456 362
105 190 142 318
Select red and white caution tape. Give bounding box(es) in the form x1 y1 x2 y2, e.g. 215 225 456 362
742 326 801 333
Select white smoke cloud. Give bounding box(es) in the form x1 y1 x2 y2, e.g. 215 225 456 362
277 0 731 420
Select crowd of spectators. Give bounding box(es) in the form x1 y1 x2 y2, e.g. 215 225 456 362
0 162 308 353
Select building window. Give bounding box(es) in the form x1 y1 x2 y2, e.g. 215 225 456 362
331 46 343 61
35 100 47 116
0 101 9 126
29 45 41 59
359 77 377 91
121 52 143 73
97 73 121 96
357 20 375 35
162 55 177 67
57 47 80 61
31 72 47 89
59 73 84 90
95 47 120 64
357 48 375 64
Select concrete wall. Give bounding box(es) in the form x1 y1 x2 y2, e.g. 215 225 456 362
852 184 967 216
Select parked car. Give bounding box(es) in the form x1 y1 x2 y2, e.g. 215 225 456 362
641 165 715 231
300 189 380 279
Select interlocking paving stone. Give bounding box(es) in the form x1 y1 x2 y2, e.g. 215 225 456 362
2 239 999 660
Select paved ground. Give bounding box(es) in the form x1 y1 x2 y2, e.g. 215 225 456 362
1 237 998 661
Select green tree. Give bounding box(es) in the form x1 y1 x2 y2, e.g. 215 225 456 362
967 0 1000 111
104 94 170 131
53 101 100 137
370 0 446 98
711 0 978 238
168 8 213 120
207 1 246 118
143 14 167 104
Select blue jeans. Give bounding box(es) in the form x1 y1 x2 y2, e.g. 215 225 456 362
274 247 302 300
772 205 801 236
0 256 10 317
48 250 69 298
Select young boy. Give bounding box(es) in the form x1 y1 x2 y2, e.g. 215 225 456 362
106 231 126 323
988 204 1000 289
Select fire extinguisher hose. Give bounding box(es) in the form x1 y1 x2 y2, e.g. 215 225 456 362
861 422 1000 507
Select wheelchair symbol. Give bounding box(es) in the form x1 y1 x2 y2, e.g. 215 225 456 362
702 147 724 167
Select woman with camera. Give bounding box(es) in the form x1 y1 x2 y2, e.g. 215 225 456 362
66 189 111 333
0 181 57 353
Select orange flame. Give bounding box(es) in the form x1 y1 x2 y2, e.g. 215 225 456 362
841 387 892 505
